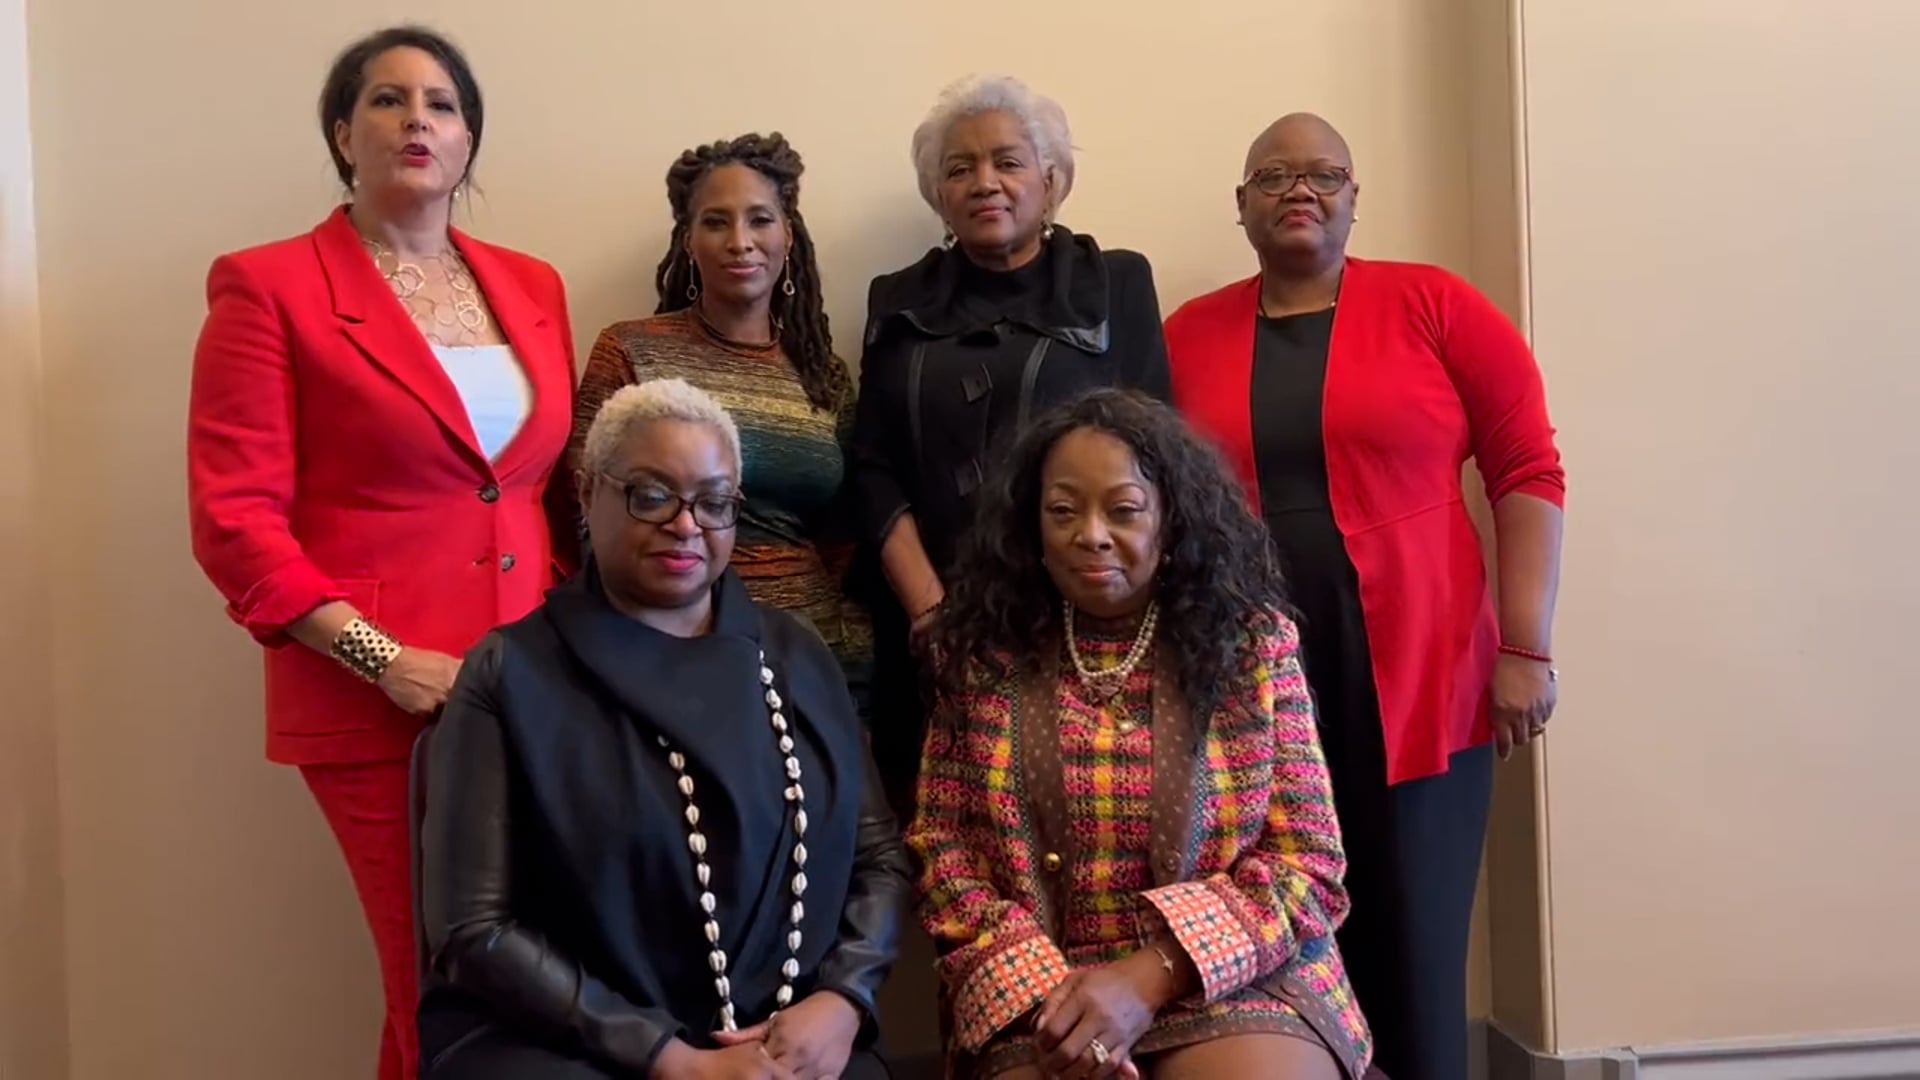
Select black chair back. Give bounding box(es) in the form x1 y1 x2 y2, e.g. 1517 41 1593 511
408 723 434 982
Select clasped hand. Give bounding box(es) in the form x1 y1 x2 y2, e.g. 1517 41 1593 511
1031 954 1170 1079
689 991 859 1080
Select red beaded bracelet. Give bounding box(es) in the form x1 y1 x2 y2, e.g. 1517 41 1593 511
1499 643 1554 664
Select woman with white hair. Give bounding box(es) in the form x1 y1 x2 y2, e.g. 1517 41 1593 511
849 74 1172 815
418 378 910 1080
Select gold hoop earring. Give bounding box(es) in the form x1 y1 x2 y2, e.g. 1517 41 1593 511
781 258 796 298
686 262 699 302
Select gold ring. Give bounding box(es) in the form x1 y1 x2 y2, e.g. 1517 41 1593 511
1089 1038 1111 1065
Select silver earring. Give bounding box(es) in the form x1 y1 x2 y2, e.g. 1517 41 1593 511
1042 220 1056 241
941 227 956 249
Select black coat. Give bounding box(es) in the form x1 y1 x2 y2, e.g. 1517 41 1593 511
417 565 910 1075
848 227 1173 575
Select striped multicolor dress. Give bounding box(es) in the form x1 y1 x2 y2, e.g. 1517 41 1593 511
569 310 871 677
907 616 1372 1077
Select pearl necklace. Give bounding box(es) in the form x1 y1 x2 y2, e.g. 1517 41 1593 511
657 649 808 1032
1064 600 1159 700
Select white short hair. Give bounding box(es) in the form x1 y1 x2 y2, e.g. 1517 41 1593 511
581 378 742 479
910 74 1076 218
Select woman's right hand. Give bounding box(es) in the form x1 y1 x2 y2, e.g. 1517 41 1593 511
651 1040 797 1080
907 594 944 656
376 647 463 715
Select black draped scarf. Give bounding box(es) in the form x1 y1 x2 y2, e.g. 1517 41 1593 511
525 562 862 1036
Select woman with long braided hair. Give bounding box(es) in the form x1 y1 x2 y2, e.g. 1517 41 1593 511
569 132 872 701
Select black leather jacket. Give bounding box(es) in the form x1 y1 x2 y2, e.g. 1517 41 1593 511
417 568 911 1076
848 227 1172 574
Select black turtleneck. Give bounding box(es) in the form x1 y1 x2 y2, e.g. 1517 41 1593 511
952 249 1051 330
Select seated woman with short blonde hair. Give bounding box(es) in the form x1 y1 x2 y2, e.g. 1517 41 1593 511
419 379 909 1080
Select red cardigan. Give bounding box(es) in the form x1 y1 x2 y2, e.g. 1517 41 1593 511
187 207 577 765
1164 258 1564 784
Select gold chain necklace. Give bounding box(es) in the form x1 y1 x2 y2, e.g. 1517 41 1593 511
361 237 491 337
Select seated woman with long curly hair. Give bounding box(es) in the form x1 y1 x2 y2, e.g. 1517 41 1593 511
907 389 1373 1079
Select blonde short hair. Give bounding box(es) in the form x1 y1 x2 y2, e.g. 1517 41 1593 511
910 74 1076 218
581 378 742 478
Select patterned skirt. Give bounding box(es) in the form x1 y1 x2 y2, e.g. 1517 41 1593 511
957 974 1363 1079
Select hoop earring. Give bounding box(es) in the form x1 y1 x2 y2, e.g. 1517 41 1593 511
781 258 796 298
686 260 699 302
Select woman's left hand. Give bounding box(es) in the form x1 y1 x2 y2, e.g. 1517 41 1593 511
1033 963 1157 1079
1490 653 1558 759
713 992 860 1080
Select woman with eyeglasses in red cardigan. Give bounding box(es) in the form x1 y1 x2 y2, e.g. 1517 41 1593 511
1163 113 1566 1080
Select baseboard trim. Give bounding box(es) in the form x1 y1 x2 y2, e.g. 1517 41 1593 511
1487 1019 1920 1080
1486 1019 1636 1080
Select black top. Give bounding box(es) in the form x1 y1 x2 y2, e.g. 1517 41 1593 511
417 565 911 1075
1249 309 1382 757
848 227 1173 574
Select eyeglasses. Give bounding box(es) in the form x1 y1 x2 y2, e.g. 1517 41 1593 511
1244 165 1352 198
599 473 743 530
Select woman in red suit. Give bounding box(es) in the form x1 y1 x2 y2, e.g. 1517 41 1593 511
186 26 575 1080
1164 113 1565 1080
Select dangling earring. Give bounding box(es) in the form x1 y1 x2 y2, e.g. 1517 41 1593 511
780 257 796 298
685 257 700 302
941 226 956 249
1042 218 1056 241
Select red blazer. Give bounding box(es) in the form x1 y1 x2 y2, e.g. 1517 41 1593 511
188 207 577 766
1164 258 1565 784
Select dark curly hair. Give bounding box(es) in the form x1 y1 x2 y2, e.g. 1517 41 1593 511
653 133 849 413
930 389 1288 727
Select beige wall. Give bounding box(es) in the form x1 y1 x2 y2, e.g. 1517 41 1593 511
0 0 70 1074
15 1 1494 1075
1517 0 1920 1054
1463 0 1557 1053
